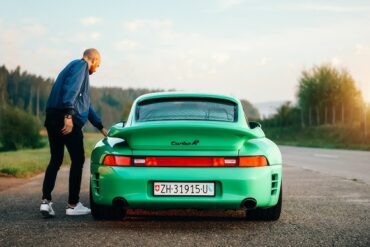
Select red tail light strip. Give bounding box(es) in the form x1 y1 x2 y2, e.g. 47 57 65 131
103 155 268 167
140 157 237 167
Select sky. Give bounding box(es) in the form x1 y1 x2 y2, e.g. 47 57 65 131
0 0 370 104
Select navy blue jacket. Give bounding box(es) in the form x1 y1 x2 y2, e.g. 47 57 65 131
46 59 103 130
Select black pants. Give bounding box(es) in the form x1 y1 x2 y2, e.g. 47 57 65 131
42 113 85 205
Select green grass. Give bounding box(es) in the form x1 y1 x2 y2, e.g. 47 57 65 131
264 125 370 151
0 132 103 178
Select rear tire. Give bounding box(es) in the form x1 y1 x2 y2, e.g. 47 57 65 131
245 185 282 221
90 185 127 220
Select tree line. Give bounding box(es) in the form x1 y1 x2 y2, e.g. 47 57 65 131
263 64 369 136
0 65 160 150
0 65 260 150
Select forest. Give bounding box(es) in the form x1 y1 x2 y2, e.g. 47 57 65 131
0 65 260 150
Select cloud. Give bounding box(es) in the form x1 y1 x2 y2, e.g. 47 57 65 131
258 57 268 66
65 32 102 43
91 32 101 40
355 44 370 54
279 3 370 13
330 57 342 66
211 52 230 64
122 19 173 32
81 17 102 26
0 20 47 68
207 0 245 13
115 39 140 51
23 24 47 36
219 0 243 8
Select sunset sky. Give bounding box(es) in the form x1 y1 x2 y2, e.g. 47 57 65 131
1 0 369 103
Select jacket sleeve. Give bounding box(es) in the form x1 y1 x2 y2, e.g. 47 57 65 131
88 104 104 130
62 62 87 115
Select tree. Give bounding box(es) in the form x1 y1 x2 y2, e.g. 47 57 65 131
0 66 9 104
297 64 363 126
0 106 44 150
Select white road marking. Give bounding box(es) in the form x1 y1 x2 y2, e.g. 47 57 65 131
313 153 339 159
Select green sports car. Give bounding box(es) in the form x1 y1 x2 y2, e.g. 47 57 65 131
90 92 282 220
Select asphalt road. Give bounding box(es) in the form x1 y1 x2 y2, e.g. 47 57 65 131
1 146 370 246
280 145 370 185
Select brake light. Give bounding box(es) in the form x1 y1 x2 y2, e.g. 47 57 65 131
239 156 268 167
103 155 131 166
134 157 238 167
103 155 268 167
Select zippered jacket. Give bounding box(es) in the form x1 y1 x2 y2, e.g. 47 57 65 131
46 59 103 129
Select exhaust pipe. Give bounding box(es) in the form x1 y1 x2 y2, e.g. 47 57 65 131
242 198 257 210
113 197 128 209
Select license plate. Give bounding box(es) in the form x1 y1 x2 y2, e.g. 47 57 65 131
153 182 215 196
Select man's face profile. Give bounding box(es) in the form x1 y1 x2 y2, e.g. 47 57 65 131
89 57 100 75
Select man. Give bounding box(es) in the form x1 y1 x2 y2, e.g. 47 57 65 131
40 48 107 217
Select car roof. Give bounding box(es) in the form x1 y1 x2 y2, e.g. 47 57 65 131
135 92 240 104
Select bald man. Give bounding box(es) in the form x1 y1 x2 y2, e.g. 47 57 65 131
40 49 107 217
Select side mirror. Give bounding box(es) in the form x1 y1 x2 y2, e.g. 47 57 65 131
249 121 262 129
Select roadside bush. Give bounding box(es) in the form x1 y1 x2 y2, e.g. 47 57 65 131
0 106 45 150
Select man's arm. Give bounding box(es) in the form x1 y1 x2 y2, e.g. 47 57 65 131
62 62 87 115
88 104 107 136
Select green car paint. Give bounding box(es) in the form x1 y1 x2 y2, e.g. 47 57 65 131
90 92 282 219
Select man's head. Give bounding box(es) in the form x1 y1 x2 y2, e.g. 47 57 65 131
83 48 101 75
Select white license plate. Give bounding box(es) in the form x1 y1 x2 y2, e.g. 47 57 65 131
153 182 215 196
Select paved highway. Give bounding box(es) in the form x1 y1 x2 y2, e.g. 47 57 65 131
0 146 369 246
280 146 370 185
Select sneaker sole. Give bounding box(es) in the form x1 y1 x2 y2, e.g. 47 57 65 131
66 211 91 216
40 210 54 218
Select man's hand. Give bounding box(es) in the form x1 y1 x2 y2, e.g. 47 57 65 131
100 128 108 137
61 117 73 135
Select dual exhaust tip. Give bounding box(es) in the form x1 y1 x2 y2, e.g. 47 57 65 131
113 197 128 209
242 198 257 210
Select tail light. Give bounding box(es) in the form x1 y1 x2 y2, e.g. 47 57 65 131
131 156 268 167
103 155 131 166
134 157 238 167
239 156 268 167
103 155 267 167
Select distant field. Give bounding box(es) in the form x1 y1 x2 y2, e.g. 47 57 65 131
0 132 103 178
264 125 370 151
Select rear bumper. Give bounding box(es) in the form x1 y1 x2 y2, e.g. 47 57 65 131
90 164 282 209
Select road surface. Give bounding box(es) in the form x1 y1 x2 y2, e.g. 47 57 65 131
0 146 369 246
280 145 370 185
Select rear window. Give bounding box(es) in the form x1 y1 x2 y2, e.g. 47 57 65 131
136 98 237 122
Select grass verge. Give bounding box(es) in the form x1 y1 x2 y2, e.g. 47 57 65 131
0 132 103 178
264 125 370 151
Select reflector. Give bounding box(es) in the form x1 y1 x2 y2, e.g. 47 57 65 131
103 155 131 166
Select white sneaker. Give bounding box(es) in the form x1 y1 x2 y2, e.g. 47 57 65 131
40 200 55 218
66 202 91 216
